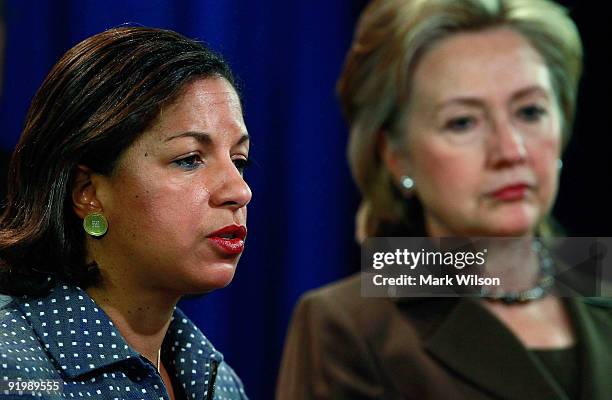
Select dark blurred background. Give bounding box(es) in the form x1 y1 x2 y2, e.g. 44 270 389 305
0 1 609 398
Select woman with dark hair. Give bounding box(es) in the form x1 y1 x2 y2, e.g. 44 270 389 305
278 0 612 399
0 27 250 399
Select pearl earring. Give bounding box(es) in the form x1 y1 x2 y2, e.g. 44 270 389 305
400 176 414 191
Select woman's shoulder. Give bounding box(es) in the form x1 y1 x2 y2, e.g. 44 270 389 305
295 274 385 322
0 296 59 381
299 273 362 303
292 274 458 339
298 273 456 310
278 275 461 398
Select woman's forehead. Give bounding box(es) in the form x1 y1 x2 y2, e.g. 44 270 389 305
138 79 247 147
411 28 552 105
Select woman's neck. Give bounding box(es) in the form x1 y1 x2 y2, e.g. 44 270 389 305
480 236 540 292
85 276 180 369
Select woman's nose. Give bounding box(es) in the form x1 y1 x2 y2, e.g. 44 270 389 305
487 120 528 167
209 162 252 209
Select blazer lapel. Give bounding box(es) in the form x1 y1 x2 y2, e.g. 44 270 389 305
568 298 612 400
423 299 566 400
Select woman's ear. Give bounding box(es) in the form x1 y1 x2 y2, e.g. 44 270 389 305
379 131 410 184
71 165 103 219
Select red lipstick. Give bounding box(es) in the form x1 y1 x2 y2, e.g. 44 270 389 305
207 225 247 255
491 184 529 201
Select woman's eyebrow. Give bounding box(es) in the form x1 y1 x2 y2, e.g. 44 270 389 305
164 131 213 144
435 97 484 113
511 85 551 102
164 131 250 146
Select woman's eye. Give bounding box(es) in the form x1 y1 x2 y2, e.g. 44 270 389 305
444 116 475 132
517 105 546 122
173 155 203 170
233 158 252 175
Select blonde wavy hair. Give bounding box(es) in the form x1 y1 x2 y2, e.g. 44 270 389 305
337 0 583 241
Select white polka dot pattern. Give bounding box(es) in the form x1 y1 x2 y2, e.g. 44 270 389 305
0 284 248 399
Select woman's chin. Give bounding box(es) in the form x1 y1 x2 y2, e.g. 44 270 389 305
181 263 237 294
481 205 540 237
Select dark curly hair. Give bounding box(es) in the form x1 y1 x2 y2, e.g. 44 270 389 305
0 26 238 296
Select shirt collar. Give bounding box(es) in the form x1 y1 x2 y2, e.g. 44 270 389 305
14 284 138 378
164 308 224 400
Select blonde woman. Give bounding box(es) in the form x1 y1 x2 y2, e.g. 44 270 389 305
278 0 612 399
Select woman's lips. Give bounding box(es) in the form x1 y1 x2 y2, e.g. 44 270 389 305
207 225 247 255
490 183 530 201
208 237 245 255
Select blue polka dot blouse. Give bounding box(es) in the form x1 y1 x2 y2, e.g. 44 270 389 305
0 284 248 399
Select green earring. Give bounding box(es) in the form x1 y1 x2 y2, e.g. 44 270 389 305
83 212 108 237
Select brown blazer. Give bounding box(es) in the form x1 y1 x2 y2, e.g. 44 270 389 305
277 274 612 399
